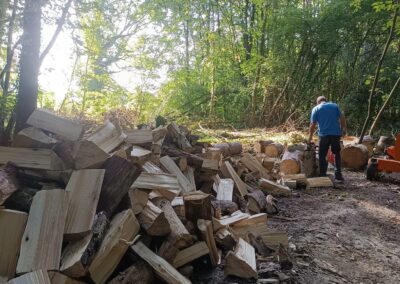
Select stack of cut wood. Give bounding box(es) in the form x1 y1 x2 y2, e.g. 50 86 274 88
1 110 300 284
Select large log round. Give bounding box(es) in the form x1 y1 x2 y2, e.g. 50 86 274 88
341 144 369 170
280 150 302 175
264 143 284 158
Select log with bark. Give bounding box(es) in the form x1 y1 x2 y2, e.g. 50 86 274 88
197 219 220 266
213 142 242 156
138 201 171 236
162 145 203 170
211 200 238 217
247 189 267 214
224 238 257 279
0 163 19 205
86 121 126 153
183 191 212 223
259 178 291 197
215 227 237 251
172 242 210 268
167 122 193 151
240 153 271 179
280 150 302 175
264 143 284 158
254 140 274 153
341 144 369 170
12 127 58 148
255 154 276 172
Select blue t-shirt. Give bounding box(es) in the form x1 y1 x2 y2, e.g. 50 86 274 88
310 102 342 136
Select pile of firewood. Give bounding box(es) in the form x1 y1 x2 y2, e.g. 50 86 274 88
0 109 332 284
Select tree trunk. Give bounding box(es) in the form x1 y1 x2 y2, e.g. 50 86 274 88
15 0 42 133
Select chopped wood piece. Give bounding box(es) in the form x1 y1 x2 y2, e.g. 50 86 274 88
302 145 318 177
246 232 275 257
178 265 194 279
131 241 191 284
167 123 192 151
215 227 237 251
27 108 84 141
254 140 274 153
221 161 248 196
172 157 188 171
247 189 267 214
86 121 126 153
158 240 180 263
89 209 140 284
232 213 268 233
138 201 171 236
202 158 219 171
0 209 27 281
97 156 142 217
160 156 195 193
255 154 276 172
142 161 164 173
125 129 153 145
162 145 203 170
265 195 279 215
198 219 220 266
8 270 51 284
183 191 212 223
0 146 64 170
152 126 168 142
375 136 394 155
306 177 333 188
225 238 257 279
213 142 243 156
12 127 58 148
0 164 19 205
64 170 105 239
172 242 210 268
48 272 84 284
132 172 180 201
341 143 369 170
202 147 222 160
264 143 284 158
128 188 149 215
240 153 271 179
171 196 185 219
213 210 250 228
153 197 193 249
259 178 292 197
16 189 68 273
130 146 152 165
211 200 238 217
216 178 234 201
183 166 196 191
280 150 302 175
107 260 154 284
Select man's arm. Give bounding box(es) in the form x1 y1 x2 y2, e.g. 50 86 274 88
340 113 347 136
309 122 317 143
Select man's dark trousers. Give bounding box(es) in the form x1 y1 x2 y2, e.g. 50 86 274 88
318 135 341 177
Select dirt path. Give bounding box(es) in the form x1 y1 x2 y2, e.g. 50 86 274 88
269 170 400 284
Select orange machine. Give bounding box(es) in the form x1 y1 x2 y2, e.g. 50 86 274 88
367 133 400 180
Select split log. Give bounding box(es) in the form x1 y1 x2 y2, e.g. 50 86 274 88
167 122 192 151
142 161 163 174
259 178 291 197
139 201 171 236
202 158 219 171
0 164 19 205
158 240 180 263
231 213 268 242
254 140 274 153
89 209 140 284
132 172 180 201
202 147 222 160
197 219 220 266
216 178 234 201
280 173 307 188
213 142 242 156
60 212 109 278
265 195 278 215
224 238 257 279
125 129 153 145
27 108 84 141
183 191 212 223
160 156 195 193
220 161 248 196
341 144 369 170
245 232 275 257
247 189 267 214
172 156 188 172
240 153 271 179
8 270 51 284
12 127 58 148
64 169 105 240
171 197 185 220
183 166 196 191
0 209 28 281
153 197 193 249
255 154 276 172
17 189 68 273
215 227 237 251
211 200 238 217
86 121 126 153
264 143 284 158
107 260 154 284
128 188 149 215
306 177 333 188
162 145 203 170
280 150 302 175
48 272 84 284
152 126 168 142
131 241 191 284
172 242 210 268
0 146 64 170
213 210 250 229
130 146 152 165
97 156 142 217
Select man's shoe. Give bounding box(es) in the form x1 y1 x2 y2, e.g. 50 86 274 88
335 173 344 182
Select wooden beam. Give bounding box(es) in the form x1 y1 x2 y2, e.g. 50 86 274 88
89 209 140 284
160 156 195 193
0 146 64 170
86 121 126 153
0 209 27 281
131 241 191 284
172 242 210 268
27 108 84 141
221 161 248 196
224 238 257 279
12 127 58 148
132 172 180 201
64 170 105 240
8 270 51 284
16 189 68 273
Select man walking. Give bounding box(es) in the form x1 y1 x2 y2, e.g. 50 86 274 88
308 96 346 181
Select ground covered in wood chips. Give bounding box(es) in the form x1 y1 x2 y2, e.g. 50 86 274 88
192 170 400 284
